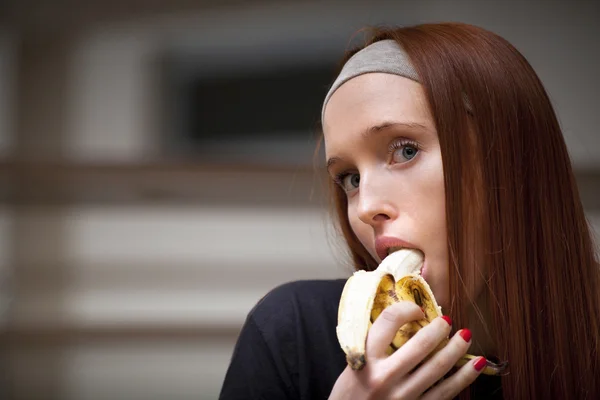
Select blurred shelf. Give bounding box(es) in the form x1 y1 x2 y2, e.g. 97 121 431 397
0 159 598 209
0 158 323 174
0 323 242 347
0 159 330 207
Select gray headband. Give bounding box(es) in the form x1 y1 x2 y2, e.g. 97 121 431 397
321 39 420 122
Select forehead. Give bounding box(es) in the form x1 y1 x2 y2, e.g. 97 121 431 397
322 73 434 152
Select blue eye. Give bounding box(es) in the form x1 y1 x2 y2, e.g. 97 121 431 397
391 142 419 163
339 173 360 192
402 145 418 160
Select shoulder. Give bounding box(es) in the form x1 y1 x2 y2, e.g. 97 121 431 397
220 279 349 399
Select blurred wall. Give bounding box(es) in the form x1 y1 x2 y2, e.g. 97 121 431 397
1 1 599 399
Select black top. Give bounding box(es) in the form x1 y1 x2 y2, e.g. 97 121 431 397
219 279 502 399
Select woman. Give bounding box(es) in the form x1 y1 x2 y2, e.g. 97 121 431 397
219 23 600 399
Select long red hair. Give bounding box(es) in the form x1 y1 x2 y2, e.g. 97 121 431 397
324 23 600 399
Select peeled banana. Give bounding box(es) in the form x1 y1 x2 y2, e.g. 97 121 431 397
336 249 507 375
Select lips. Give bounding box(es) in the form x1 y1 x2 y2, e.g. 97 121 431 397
374 236 421 262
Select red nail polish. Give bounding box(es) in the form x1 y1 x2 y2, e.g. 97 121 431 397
459 329 472 342
441 315 452 326
474 356 487 372
420 307 426 315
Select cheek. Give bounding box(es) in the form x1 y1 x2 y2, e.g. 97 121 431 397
404 155 447 243
421 183 447 244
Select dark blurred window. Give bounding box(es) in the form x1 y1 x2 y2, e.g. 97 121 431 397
189 66 332 139
162 58 335 166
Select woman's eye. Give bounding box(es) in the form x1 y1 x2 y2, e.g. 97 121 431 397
392 145 419 163
341 173 360 192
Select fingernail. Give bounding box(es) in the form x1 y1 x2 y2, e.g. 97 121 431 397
441 315 452 326
474 356 487 372
420 307 426 315
459 329 472 342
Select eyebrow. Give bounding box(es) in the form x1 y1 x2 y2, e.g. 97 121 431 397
362 121 429 139
326 121 430 173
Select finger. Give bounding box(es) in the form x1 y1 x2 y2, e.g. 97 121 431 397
420 355 486 400
366 301 424 360
384 316 452 376
393 328 472 399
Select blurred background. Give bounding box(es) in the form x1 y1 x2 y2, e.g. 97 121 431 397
0 0 598 399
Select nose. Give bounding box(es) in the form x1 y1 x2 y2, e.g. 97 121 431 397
356 173 397 227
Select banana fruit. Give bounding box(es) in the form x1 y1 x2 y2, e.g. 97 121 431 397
336 249 507 375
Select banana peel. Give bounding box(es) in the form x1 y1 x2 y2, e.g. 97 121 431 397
336 249 508 375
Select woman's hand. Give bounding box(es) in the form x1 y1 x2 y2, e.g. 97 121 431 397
329 301 485 400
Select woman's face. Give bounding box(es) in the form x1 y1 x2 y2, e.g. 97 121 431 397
323 73 450 310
